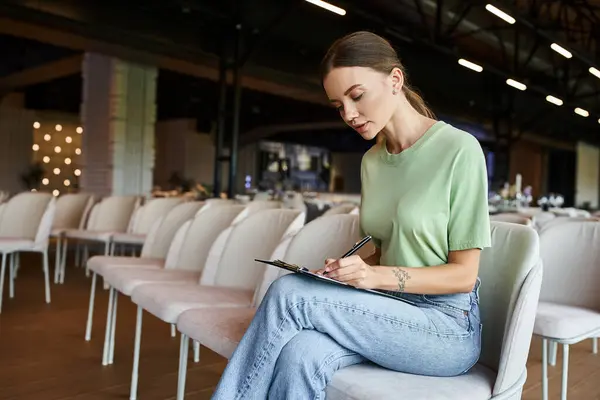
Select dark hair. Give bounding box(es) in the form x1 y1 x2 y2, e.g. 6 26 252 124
321 31 435 119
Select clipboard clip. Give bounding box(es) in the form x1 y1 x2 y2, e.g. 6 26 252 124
271 259 309 272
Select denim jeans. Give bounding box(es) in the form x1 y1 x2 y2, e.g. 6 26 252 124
211 274 482 400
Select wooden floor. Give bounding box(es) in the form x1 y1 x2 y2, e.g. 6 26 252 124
1 254 600 399
0 254 227 400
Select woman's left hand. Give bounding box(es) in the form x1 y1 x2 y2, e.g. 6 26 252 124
319 255 380 289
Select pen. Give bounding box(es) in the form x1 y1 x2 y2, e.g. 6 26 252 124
340 235 373 258
323 235 372 275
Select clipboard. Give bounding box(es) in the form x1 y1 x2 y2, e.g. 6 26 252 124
254 258 414 304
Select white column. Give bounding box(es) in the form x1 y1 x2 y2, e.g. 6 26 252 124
81 53 157 196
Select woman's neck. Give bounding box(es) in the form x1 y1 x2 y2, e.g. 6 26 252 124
380 101 436 154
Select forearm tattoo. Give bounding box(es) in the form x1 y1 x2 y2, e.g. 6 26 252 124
392 268 411 292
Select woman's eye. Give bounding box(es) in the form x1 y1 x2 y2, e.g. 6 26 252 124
352 93 363 101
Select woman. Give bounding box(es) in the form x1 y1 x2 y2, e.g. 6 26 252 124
212 31 491 400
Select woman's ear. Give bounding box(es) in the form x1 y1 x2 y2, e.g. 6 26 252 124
390 67 405 94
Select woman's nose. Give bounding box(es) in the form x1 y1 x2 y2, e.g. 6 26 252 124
342 107 359 123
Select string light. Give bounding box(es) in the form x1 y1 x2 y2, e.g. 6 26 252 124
55 124 63 132
74 169 81 176
52 190 60 197
64 179 70 187
32 144 39 151
53 168 61 175
42 178 49 185
75 148 81 155
76 127 83 134
33 122 40 129
43 156 50 163
64 158 72 165
44 134 51 141
65 136 72 143
54 146 62 153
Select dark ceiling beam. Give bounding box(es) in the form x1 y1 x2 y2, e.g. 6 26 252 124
240 121 346 146
497 0 599 69
0 10 326 106
0 54 83 91
353 2 600 134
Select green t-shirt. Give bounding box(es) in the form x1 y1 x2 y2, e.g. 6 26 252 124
359 121 491 268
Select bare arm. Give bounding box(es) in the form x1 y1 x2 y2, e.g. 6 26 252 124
325 249 481 295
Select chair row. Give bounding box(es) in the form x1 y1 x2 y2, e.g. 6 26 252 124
82 199 542 400
0 191 357 302
0 191 363 313
95 208 600 400
169 215 600 400
490 211 599 232
10 191 599 399
83 200 360 361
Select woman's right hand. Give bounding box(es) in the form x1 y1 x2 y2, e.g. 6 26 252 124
312 258 337 276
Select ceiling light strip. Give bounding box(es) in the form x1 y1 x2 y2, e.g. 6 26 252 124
304 0 346 15
550 43 572 59
458 58 483 72
574 107 589 117
546 95 563 106
506 78 526 91
485 4 516 24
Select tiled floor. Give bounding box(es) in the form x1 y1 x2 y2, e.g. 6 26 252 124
1 254 598 399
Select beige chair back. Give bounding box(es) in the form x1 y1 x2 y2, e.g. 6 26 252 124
322 204 359 217
205 198 237 207
33 198 57 250
538 216 596 233
255 214 374 305
128 197 184 235
84 195 140 232
231 200 281 225
200 209 304 289
478 222 542 396
140 201 205 259
532 211 556 230
52 193 95 230
0 192 53 239
164 205 245 271
489 213 532 227
538 220 600 309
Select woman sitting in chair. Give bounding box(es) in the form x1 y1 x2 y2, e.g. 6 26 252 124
211 31 491 399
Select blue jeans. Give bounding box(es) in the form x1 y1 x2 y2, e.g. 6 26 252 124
211 274 482 400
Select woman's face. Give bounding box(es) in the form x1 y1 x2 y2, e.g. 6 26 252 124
323 66 399 141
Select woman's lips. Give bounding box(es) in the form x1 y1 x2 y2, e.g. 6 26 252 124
354 122 369 134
